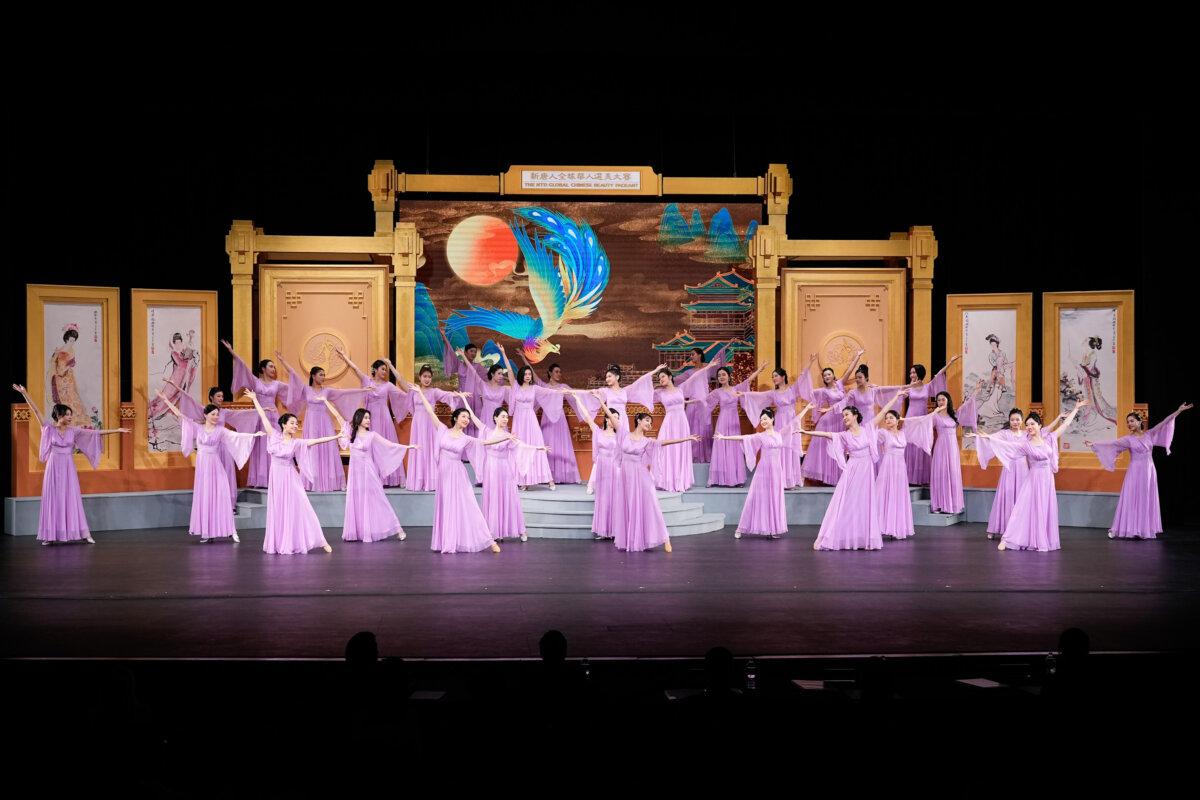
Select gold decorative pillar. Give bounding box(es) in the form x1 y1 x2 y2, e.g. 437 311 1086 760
905 225 937 372
369 160 399 236
392 222 424 378
750 225 782 388
763 163 792 228
225 220 259 358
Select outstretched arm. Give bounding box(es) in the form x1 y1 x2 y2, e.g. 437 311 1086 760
244 390 272 431
321 397 346 431
413 384 442 426
334 347 368 381
840 349 865 384
155 391 183 419
383 358 413 392
657 434 701 447
12 384 45 427
872 390 908 427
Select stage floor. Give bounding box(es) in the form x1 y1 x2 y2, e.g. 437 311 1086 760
3 523 1197 660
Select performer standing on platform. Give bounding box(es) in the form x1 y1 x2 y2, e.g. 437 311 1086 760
571 393 624 541
224 340 291 489
245 390 336 555
1086 402 1192 540
974 406 1031 539
706 364 766 487
498 344 557 490
741 361 818 490
967 400 1087 552
412 387 502 554
155 390 262 544
440 329 486 439
13 384 129 545
872 391 917 540
521 354 583 485
280 354 370 492
675 346 727 463
616 412 697 553
652 368 706 492
800 349 864 487
473 405 548 542
841 363 900 421
334 400 417 544
386 360 463 492
163 382 259 513
807 404 882 551
894 358 959 486
905 391 974 514
456 361 511 448
717 403 813 539
334 348 409 488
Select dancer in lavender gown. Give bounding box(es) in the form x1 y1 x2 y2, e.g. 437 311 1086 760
334 347 409 487
967 400 1087 552
706 363 767 487
871 391 916 540
412 388 502 554
841 362 902 422
333 401 418 543
156 391 262 543
891 357 959 486
800 349 864 486
571 393 624 541
13 384 129 545
498 344 557 489
165 382 260 512
717 403 813 539
280 353 370 492
456 360 512 468
387 360 464 492
521 354 582 485
469 404 549 542
617 412 698 553
651 368 705 492
440 329 487 438
904 391 973 514
245 390 337 555
674 346 727 463
807 404 882 551
1086 402 1192 540
742 359 824 489
976 407 1031 539
224 340 292 488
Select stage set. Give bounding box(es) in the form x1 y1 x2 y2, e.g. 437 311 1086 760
6 160 1193 662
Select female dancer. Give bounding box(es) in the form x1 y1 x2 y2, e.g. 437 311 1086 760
386 360 464 492
245 390 337 555
570 393 624 541
676 346 726 463
978 406 1031 539
473 404 549 542
570 363 667 437
440 328 486 438
13 384 128 545
163 382 259 512
744 357 834 490
800 349 865 486
498 344 557 489
412 388 502 554
334 347 410 487
281 354 370 492
521 354 582 485
967 400 1088 552
872 391 915 540
717 403 813 539
806 404 882 551
155 390 262 543
1086 402 1192 540
335 400 417 543
617 412 698 553
706 363 766 487
651 368 705 492
225 340 291 488
904 391 972 514
894 357 959 485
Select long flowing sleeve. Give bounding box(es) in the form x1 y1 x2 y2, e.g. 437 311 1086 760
230 351 256 396
285 370 307 415
740 431 763 470
740 389 775 425
1089 436 1131 472
824 431 848 473
794 367 814 404
175 391 206 421
957 394 978 431
626 370 657 411
369 432 411 478
535 385 566 424
904 412 936 456
975 432 1026 471
930 370 948 397
1147 415 1178 454
223 408 260 434
219 428 259 469
180 416 199 457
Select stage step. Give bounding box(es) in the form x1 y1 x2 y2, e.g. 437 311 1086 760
524 501 706 527
911 499 965 527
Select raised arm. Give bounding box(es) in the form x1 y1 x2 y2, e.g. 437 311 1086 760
13 384 45 427
413 383 442 426
244 389 272 432
1058 398 1089 432
155 390 183 419
936 355 961 376
460 394 488 432
321 397 346 431
872 390 908 427
334 347 368 382
498 343 516 386
840 349 865 384
383 358 413 392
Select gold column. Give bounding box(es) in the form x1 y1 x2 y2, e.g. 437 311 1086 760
750 225 782 388
225 220 259 358
905 225 937 372
392 222 424 378
369 160 399 236
763 163 792 229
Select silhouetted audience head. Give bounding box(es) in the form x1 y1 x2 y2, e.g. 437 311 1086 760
703 647 736 692
345 631 379 665
1059 627 1090 660
539 630 567 665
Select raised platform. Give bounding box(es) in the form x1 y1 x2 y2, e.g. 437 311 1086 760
5 462 1119 537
